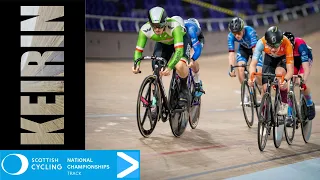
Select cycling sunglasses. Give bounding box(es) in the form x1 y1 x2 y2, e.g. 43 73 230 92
267 39 283 48
232 31 242 36
151 22 166 29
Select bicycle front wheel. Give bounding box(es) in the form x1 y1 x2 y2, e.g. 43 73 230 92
273 91 285 148
136 75 160 138
241 80 254 128
258 92 272 151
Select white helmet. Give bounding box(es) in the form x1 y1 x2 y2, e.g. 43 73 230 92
188 18 201 29
171 16 185 29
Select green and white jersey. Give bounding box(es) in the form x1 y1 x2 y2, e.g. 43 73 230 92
134 17 186 69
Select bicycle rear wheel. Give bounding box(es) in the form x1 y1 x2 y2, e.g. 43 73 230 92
168 71 189 137
136 75 161 138
241 80 254 128
284 91 296 145
258 93 272 151
189 75 201 129
300 94 312 143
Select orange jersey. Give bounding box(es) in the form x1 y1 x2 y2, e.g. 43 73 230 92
260 36 293 64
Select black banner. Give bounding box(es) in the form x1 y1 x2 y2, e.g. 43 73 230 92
0 0 85 150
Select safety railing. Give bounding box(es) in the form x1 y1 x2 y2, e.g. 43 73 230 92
85 0 320 32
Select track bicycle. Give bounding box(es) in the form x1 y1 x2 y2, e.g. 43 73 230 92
230 64 262 128
134 56 192 138
250 72 286 151
285 74 313 144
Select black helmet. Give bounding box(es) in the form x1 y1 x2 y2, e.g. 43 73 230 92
147 6 168 28
283 31 295 46
265 26 283 48
228 17 244 33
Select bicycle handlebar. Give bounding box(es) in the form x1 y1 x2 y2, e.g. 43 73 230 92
133 56 168 73
230 64 248 72
292 74 303 80
250 72 285 83
292 74 307 90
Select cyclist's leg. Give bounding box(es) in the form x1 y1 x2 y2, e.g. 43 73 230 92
261 54 274 125
189 46 204 97
236 45 249 85
174 33 192 108
237 45 250 104
256 52 264 89
189 48 200 82
152 42 174 70
287 61 300 119
191 58 204 97
150 42 174 118
275 56 288 116
300 58 316 120
261 54 275 93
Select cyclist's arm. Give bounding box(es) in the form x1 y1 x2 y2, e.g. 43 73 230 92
299 43 311 82
249 29 258 50
189 26 202 61
284 40 294 81
250 39 264 76
133 30 148 65
228 33 236 67
167 26 184 69
198 31 205 45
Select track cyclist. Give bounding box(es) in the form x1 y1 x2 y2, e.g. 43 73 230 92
227 17 264 105
184 17 205 97
132 6 192 114
283 31 316 125
170 16 205 97
248 26 294 116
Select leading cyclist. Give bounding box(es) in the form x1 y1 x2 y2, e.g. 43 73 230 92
249 26 294 116
132 6 192 110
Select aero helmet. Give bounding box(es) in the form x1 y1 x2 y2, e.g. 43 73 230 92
147 6 168 28
283 31 295 46
265 26 283 48
228 17 244 33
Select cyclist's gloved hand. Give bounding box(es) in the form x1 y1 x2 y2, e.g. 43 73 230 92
280 78 288 90
248 76 255 87
229 70 236 77
132 63 141 74
160 67 171 76
301 83 307 91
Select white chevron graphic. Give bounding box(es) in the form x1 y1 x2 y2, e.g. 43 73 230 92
117 152 139 178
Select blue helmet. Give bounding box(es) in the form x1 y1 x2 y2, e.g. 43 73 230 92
188 18 201 29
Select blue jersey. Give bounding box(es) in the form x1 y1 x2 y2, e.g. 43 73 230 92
228 26 259 52
184 19 202 61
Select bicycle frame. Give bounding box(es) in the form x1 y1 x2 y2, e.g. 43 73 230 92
290 74 306 122
251 72 284 123
134 56 176 114
231 64 260 105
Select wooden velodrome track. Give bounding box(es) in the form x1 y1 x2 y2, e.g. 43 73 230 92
85 31 320 179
